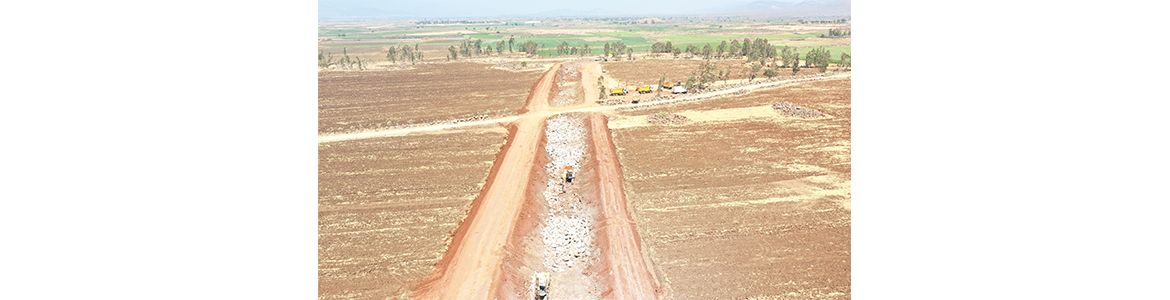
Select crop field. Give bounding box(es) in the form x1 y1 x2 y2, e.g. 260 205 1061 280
318 62 543 134
609 81 851 299
320 18 850 59
318 128 507 300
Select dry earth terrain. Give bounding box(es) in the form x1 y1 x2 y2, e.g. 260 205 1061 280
602 59 828 87
318 62 543 135
318 127 508 300
610 78 851 299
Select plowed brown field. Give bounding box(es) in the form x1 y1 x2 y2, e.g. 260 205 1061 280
610 80 851 299
602 59 827 86
318 62 544 135
318 127 508 300
628 77 850 117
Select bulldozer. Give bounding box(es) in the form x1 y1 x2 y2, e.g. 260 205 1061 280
608 87 627 96
531 272 551 300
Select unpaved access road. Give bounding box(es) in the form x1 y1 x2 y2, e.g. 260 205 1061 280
317 70 849 143
411 63 558 300
409 61 662 300
587 113 660 300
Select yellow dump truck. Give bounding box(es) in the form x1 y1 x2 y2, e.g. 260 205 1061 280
637 85 653 94
609 88 627 96
660 82 674 91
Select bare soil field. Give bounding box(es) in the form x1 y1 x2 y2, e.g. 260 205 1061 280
318 127 508 300
626 77 851 117
603 59 828 87
609 81 851 299
318 62 544 134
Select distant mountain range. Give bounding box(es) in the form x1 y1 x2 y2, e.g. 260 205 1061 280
318 0 849 21
696 0 850 17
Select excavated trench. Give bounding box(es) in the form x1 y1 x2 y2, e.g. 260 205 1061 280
413 61 658 300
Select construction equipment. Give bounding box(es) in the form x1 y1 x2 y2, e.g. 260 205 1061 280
531 272 551 300
608 88 627 96
672 86 687 94
562 166 574 183
660 82 674 91
636 85 653 94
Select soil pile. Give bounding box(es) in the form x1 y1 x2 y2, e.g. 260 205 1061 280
646 112 691 125
772 101 824 118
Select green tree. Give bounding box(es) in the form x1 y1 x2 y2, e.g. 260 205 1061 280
716 41 727 58
697 60 717 90
448 45 458 60
792 53 801 75
657 73 665 96
764 67 778 80
702 43 713 60
729 40 741 57
508 36 515 52
597 76 607 100
820 50 831 72
582 43 590 56
604 42 611 57
840 53 851 69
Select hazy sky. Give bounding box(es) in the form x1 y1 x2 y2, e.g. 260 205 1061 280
319 0 804 18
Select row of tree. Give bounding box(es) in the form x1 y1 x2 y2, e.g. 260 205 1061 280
386 44 422 64
822 28 851 37
672 46 850 93
318 48 368 70
647 38 777 61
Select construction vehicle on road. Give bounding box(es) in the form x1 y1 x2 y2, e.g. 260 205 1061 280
609 87 627 96
636 85 653 94
660 82 674 91
532 272 551 300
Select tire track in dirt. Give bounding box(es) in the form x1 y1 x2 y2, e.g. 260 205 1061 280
411 63 560 300
585 113 661 300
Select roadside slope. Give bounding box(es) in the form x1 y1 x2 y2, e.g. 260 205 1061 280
412 64 561 300
586 113 660 300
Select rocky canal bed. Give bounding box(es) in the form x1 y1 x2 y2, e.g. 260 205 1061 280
540 114 593 271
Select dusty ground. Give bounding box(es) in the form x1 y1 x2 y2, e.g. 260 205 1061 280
412 63 560 300
626 77 851 115
318 62 543 134
585 113 661 300
602 58 829 89
318 126 508 300
609 79 851 299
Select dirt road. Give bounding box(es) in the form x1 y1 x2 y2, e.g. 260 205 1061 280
318 71 849 143
412 64 558 300
586 113 660 300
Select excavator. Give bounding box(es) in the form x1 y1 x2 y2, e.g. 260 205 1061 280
531 272 551 300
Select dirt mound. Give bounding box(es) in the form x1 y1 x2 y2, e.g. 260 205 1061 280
646 112 691 125
772 101 824 118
